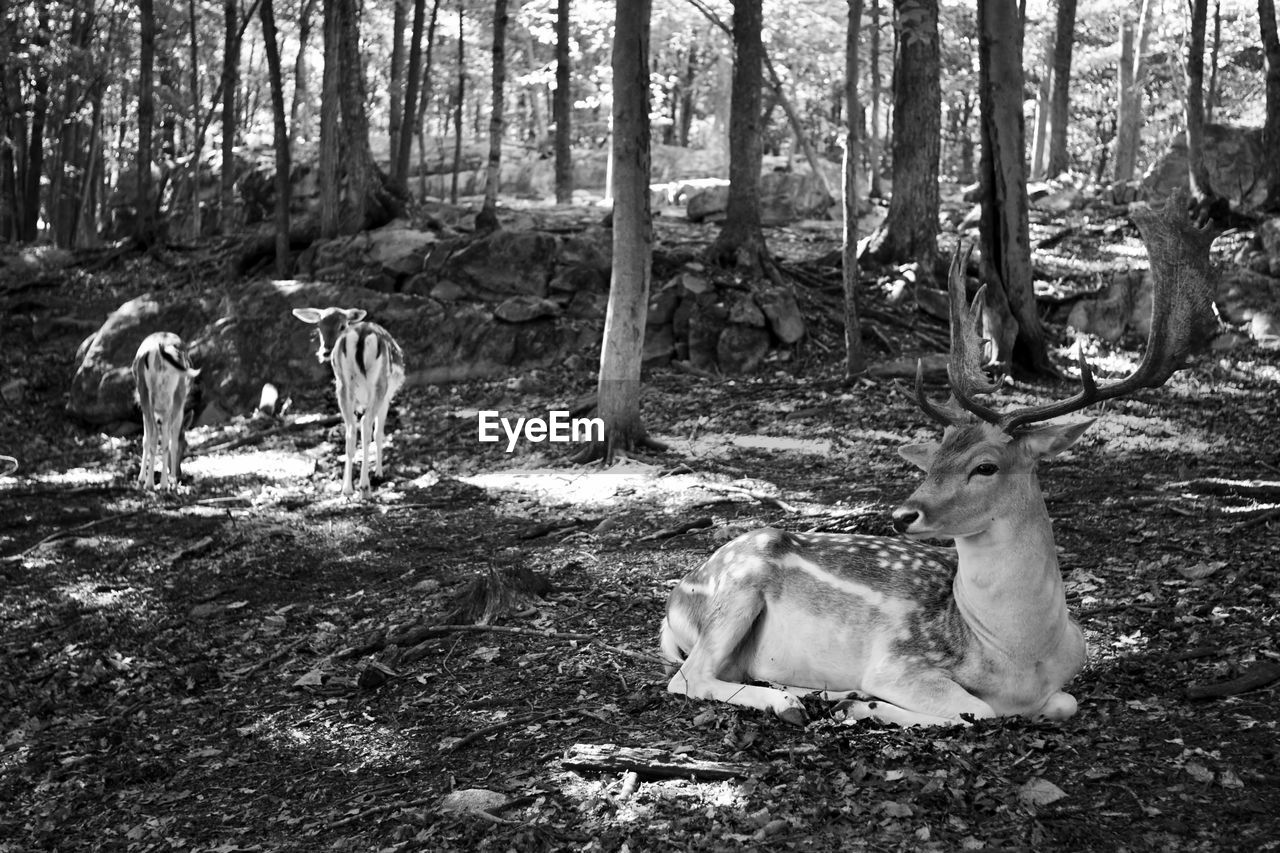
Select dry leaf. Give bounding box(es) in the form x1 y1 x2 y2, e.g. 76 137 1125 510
1185 762 1214 784
1018 777 1067 807
1177 561 1224 580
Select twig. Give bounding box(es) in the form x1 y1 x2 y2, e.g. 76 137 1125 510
447 708 574 753
1231 506 1280 532
7 509 143 560
1186 662 1280 700
328 795 437 829
703 483 799 514
638 517 713 542
233 636 311 679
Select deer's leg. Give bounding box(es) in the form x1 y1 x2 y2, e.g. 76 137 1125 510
336 386 357 497
666 590 808 726
163 405 183 490
840 670 996 728
138 385 155 489
372 391 391 477
358 408 373 498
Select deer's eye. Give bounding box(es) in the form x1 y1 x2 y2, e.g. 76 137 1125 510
969 463 999 478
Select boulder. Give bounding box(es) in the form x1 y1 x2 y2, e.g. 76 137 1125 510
1142 124 1267 208
756 286 805 344
717 325 772 374
1065 270 1149 343
436 229 560 300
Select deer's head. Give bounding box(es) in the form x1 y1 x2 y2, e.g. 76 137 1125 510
292 307 368 362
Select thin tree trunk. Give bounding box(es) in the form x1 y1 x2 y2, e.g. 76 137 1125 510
1046 0 1076 177
844 0 865 378
0 0 14 241
553 0 572 203
319 0 341 236
868 0 882 197
188 0 203 239
389 0 408 168
415 0 441 199
1113 0 1155 183
393 0 427 191
335 0 384 232
977 0 1051 376
1186 0 1216 202
136 0 157 245
477 0 507 231
708 0 767 271
290 0 316 145
451 0 464 204
220 0 240 231
579 0 661 464
1261 0 1280 209
1029 30 1053 180
1207 0 1221 122
260 0 291 276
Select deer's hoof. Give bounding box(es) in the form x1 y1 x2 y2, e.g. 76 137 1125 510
776 702 808 727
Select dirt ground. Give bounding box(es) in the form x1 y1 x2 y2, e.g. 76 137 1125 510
1 216 1278 852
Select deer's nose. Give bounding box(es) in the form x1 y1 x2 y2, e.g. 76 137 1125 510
891 508 920 534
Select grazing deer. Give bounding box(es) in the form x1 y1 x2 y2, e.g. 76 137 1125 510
292 307 405 498
660 195 1218 727
133 332 201 491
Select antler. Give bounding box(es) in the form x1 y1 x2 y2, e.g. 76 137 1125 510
918 190 1219 434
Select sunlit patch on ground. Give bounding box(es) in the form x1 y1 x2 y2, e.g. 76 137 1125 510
185 449 316 483
666 431 834 458
238 710 418 774
7 467 117 488
555 771 751 833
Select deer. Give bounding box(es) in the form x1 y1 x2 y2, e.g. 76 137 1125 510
660 192 1218 727
292 307 406 499
133 332 201 491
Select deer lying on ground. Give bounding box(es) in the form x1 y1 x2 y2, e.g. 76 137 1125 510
292 307 405 499
133 332 201 491
661 194 1217 726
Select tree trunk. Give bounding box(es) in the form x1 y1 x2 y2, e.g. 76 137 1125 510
868 0 883 198
1207 0 1221 122
389 0 408 169
1185 0 1216 202
335 0 390 232
220 0 240 231
1046 0 1076 178
1259 0 1280 209
136 0 158 245
1029 30 1053 180
319 0 341 236
977 0 1052 376
866 0 939 280
393 0 427 191
477 0 507 232
0 0 14 241
260 0 291 277
1113 0 1154 183
451 1 464 204
677 44 698 147
579 0 661 464
187 0 203 240
554 0 572 203
415 0 441 199
844 0 866 378
290 0 316 145
708 0 767 271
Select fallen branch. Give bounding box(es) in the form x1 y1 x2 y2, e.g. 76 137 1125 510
327 796 438 830
701 484 799 514
638 517 713 542
562 743 752 781
5 509 143 561
447 708 575 753
1186 661 1280 700
233 636 311 679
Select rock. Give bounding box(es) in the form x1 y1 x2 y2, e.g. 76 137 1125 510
647 284 682 327
439 229 560 300
686 185 731 223
756 286 805 343
716 325 772 374
644 323 676 364
1065 270 1149 343
1032 186 1083 213
495 296 560 323
1258 218 1280 262
548 264 606 295
687 300 729 370
728 293 766 327
1143 124 1268 207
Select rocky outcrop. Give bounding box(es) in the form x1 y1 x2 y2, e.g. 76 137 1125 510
1142 124 1268 208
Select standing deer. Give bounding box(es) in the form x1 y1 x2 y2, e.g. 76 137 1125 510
292 307 405 499
660 195 1218 726
133 332 201 491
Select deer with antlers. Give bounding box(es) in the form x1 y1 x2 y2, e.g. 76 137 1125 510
660 193 1218 726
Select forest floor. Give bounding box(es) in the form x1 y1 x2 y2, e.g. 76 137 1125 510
1 208 1278 852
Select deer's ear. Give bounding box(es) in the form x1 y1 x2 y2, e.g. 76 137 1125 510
345 309 368 323
1019 419 1094 459
899 442 938 470
292 308 322 324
